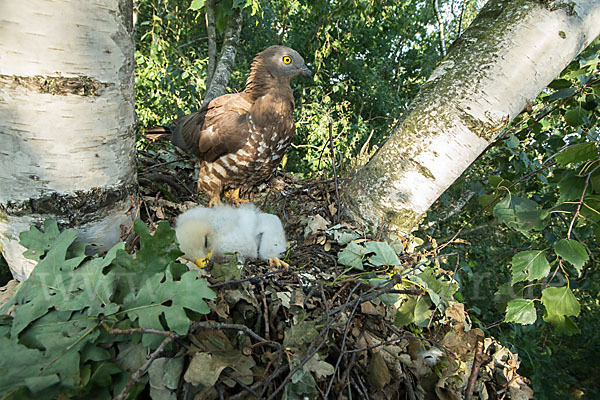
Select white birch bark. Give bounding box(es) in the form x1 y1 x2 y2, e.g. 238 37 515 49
0 0 137 280
201 7 243 108
342 0 600 236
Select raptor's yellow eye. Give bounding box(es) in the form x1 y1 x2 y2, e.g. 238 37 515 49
282 56 292 64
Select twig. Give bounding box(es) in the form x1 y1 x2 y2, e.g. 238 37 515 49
567 164 599 239
265 283 363 400
113 332 177 400
325 290 361 397
190 321 281 350
465 338 485 400
102 323 172 337
328 118 342 224
259 281 271 341
404 372 417 400
208 269 285 289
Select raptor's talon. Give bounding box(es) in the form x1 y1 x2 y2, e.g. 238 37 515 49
225 188 250 207
268 257 289 269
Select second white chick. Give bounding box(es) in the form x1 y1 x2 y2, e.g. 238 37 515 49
175 204 287 267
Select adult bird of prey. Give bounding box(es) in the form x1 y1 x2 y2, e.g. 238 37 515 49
171 45 312 206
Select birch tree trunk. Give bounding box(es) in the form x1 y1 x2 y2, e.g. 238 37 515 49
0 0 138 280
342 0 600 237
201 7 243 107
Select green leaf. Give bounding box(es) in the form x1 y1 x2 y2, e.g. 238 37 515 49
505 134 519 149
591 168 600 194
19 219 62 261
11 235 122 337
510 250 550 284
558 172 587 203
337 241 368 270
1 311 101 395
488 175 510 187
541 286 580 317
505 299 537 324
555 142 598 166
189 0 206 10
12 228 82 337
284 320 319 352
493 193 547 234
413 296 433 327
564 106 588 126
413 268 458 306
547 87 576 102
547 78 571 90
542 313 580 336
123 270 215 348
394 297 417 327
553 239 589 272
282 368 317 400
364 241 401 266
477 193 497 208
116 220 182 275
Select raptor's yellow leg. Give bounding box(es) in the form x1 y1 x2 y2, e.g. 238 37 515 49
225 188 250 207
268 257 289 269
208 192 222 208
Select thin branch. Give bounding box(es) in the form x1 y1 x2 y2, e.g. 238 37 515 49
113 332 177 400
465 338 484 400
567 164 600 239
190 321 281 350
208 268 285 289
329 118 342 224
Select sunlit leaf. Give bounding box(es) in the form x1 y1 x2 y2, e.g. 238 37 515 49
337 241 368 270
364 241 401 266
510 250 550 283
553 239 589 273
541 286 580 318
505 299 537 325
189 0 206 10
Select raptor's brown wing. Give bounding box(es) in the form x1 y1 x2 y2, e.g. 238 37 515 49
171 92 253 162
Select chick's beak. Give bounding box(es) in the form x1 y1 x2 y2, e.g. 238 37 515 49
195 251 213 268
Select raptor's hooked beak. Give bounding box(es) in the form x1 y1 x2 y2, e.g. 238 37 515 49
300 64 312 79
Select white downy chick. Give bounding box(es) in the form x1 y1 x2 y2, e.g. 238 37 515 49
175 204 287 266
209 203 259 263
256 212 287 263
175 207 214 265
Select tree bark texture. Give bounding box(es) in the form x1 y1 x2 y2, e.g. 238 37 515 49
205 0 217 88
201 7 243 108
342 0 600 237
0 0 138 280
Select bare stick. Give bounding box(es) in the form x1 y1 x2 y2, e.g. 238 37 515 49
465 339 484 400
113 332 177 400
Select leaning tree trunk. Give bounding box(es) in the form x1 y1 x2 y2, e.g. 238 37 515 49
0 0 138 280
201 7 243 107
342 0 600 236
